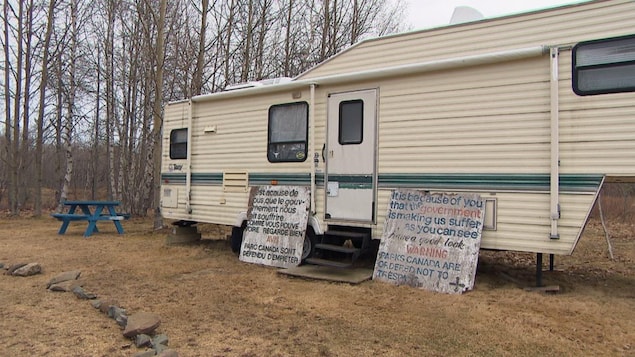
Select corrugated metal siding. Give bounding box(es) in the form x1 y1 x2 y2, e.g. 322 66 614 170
189 92 311 172
161 102 189 172
557 51 635 176
310 48 606 254
298 0 635 80
188 188 248 224
374 190 596 254
161 102 189 221
162 90 328 224
376 57 551 174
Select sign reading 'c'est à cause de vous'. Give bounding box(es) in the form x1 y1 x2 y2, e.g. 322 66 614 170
239 185 309 269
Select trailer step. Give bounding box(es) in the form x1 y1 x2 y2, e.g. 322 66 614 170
307 228 372 269
304 258 353 269
324 230 368 239
314 243 360 254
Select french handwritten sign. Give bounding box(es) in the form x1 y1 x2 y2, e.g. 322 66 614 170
239 185 309 268
373 189 485 294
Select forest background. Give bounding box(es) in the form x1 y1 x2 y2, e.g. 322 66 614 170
2 0 635 224
0 0 409 218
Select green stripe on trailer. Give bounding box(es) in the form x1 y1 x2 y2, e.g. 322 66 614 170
161 172 603 193
378 173 602 192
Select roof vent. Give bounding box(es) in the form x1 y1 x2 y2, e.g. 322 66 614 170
224 77 292 91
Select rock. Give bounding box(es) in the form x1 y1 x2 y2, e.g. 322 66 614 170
154 344 168 355
134 351 156 357
152 334 169 347
108 306 128 327
157 349 178 357
11 263 42 276
47 270 81 288
98 298 119 314
72 286 97 299
167 225 201 245
123 312 161 338
107 305 126 319
90 300 102 309
48 280 83 292
5 263 27 275
135 334 152 348
0 262 4 269
115 313 128 328
120 342 132 349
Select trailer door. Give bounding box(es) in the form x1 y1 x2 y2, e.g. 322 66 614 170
325 89 377 222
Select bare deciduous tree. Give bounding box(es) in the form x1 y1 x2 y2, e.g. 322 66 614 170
192 0 209 96
1 0 407 214
152 0 167 227
56 0 80 212
34 0 58 216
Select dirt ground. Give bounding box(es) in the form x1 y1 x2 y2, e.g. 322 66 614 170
0 215 633 357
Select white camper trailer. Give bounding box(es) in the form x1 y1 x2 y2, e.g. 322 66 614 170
161 0 635 276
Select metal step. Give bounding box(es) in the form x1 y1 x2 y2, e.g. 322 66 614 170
304 257 353 268
314 243 359 254
308 229 372 269
324 230 368 240
323 229 371 250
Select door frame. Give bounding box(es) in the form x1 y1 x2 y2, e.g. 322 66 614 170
324 88 379 224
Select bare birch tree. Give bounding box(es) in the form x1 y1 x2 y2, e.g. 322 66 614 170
34 0 58 216
56 0 79 212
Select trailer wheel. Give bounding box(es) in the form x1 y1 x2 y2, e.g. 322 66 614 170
301 228 316 261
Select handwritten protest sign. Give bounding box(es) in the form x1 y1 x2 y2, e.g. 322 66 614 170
239 186 309 268
373 189 485 294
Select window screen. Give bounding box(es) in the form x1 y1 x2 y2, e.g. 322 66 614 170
339 100 363 145
169 128 188 159
268 102 308 162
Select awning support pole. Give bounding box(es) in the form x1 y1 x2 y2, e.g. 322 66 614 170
549 47 561 240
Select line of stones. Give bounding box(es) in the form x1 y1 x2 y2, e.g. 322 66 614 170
2 262 178 357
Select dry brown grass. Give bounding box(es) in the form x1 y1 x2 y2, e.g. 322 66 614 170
0 216 633 356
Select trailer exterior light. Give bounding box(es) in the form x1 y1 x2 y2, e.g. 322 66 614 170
572 33 635 96
271 180 278 185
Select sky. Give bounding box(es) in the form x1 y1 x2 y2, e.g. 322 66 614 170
405 0 589 29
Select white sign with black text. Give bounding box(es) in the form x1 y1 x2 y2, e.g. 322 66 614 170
373 189 485 294
239 185 309 268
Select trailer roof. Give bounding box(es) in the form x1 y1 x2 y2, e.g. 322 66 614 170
167 0 635 106
295 0 627 81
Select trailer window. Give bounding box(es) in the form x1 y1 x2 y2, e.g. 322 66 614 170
339 100 363 145
170 128 188 159
268 102 308 162
573 34 635 95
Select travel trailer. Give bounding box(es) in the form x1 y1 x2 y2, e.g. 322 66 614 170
160 0 635 277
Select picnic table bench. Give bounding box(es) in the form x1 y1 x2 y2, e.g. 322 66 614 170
51 200 130 237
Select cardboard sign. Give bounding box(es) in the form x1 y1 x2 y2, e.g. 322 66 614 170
373 189 485 294
239 186 309 268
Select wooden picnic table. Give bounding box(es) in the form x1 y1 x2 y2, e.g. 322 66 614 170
51 200 129 237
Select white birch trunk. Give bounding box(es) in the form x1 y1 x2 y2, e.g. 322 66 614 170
57 0 78 213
